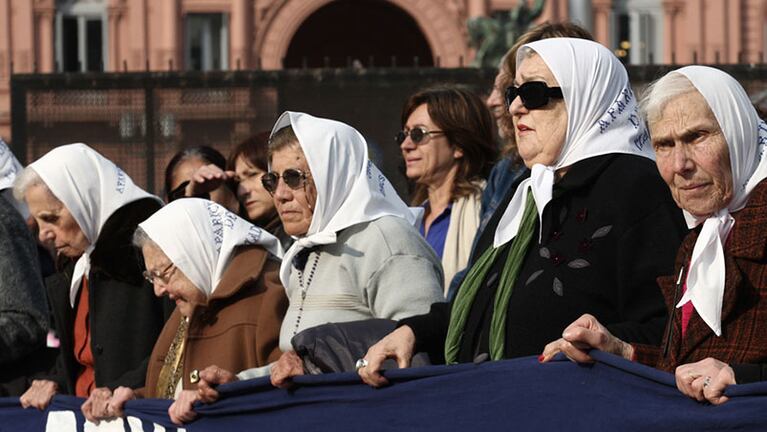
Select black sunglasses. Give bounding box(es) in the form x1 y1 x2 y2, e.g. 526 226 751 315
394 126 446 145
262 168 310 195
504 81 564 110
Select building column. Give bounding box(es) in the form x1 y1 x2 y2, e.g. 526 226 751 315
35 5 55 72
467 0 487 18
662 0 682 64
107 6 123 71
592 0 612 48
231 0 251 69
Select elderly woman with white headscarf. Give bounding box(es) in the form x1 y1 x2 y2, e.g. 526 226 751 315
16 144 169 410
359 38 688 387
540 66 767 405
80 198 287 424
183 112 443 411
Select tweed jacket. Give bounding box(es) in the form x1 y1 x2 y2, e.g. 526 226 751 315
140 246 287 397
634 179 767 373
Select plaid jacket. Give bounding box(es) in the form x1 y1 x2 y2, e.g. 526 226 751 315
634 179 767 372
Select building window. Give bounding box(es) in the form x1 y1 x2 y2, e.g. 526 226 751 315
56 0 107 72
185 14 229 71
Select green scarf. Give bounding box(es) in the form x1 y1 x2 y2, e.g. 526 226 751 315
444 189 538 364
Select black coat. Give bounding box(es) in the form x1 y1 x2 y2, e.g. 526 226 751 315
402 154 688 363
45 197 172 394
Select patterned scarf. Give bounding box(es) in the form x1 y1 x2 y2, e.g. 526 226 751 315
445 190 538 364
156 317 188 399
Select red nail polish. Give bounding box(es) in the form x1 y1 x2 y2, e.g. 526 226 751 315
538 354 545 363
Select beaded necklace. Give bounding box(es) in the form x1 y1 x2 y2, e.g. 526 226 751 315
293 252 320 336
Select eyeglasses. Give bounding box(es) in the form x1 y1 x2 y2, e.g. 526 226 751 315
261 168 310 195
395 126 446 145
504 81 564 110
142 262 176 285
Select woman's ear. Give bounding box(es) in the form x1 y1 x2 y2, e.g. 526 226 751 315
453 147 464 160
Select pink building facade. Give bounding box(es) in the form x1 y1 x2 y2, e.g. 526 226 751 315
1 0 766 140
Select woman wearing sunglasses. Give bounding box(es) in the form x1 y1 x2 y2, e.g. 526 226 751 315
80 198 287 424
398 85 498 294
16 144 169 410
359 38 688 386
176 112 444 415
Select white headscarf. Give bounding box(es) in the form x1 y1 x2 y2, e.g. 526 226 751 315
270 112 417 286
138 198 283 297
0 137 29 218
670 66 767 336
494 38 654 247
29 143 162 306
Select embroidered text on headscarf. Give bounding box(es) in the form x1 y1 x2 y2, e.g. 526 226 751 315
28 143 162 306
139 198 283 297
494 38 654 248
269 111 418 287
0 137 29 218
669 66 767 336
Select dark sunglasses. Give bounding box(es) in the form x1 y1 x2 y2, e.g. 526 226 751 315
262 168 310 195
394 126 446 145
504 81 564 110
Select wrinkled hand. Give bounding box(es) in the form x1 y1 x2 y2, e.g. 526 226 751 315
270 351 305 389
675 358 736 405
168 390 201 425
20 379 58 410
358 325 415 388
106 387 136 418
540 314 634 363
186 164 236 197
81 387 114 424
196 365 238 404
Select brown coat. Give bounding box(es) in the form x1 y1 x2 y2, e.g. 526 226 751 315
634 179 767 372
140 245 287 397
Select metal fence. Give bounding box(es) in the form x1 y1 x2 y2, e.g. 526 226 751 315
9 64 767 199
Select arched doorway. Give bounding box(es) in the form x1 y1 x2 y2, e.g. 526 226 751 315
283 0 433 68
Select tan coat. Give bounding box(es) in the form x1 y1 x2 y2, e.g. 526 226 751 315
140 245 287 397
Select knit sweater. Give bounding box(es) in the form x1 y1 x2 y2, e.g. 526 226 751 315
278 215 445 352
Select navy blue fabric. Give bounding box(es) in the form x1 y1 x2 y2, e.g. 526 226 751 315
3 351 767 431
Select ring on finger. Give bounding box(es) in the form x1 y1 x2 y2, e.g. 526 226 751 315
703 376 712 388
355 358 368 371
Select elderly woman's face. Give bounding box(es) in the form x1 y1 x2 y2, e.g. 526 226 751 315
400 103 464 186
509 53 568 168
651 90 733 218
25 184 90 258
141 243 206 318
270 143 317 237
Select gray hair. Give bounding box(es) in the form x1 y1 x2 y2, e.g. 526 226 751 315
267 126 301 161
12 167 49 202
132 226 158 250
639 72 698 126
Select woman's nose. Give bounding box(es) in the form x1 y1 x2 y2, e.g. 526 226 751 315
509 95 527 116
671 145 695 173
153 282 168 297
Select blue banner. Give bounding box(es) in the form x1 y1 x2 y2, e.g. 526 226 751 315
2 352 766 431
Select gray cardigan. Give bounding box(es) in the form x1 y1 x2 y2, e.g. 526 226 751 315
278 215 445 351
238 215 444 379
